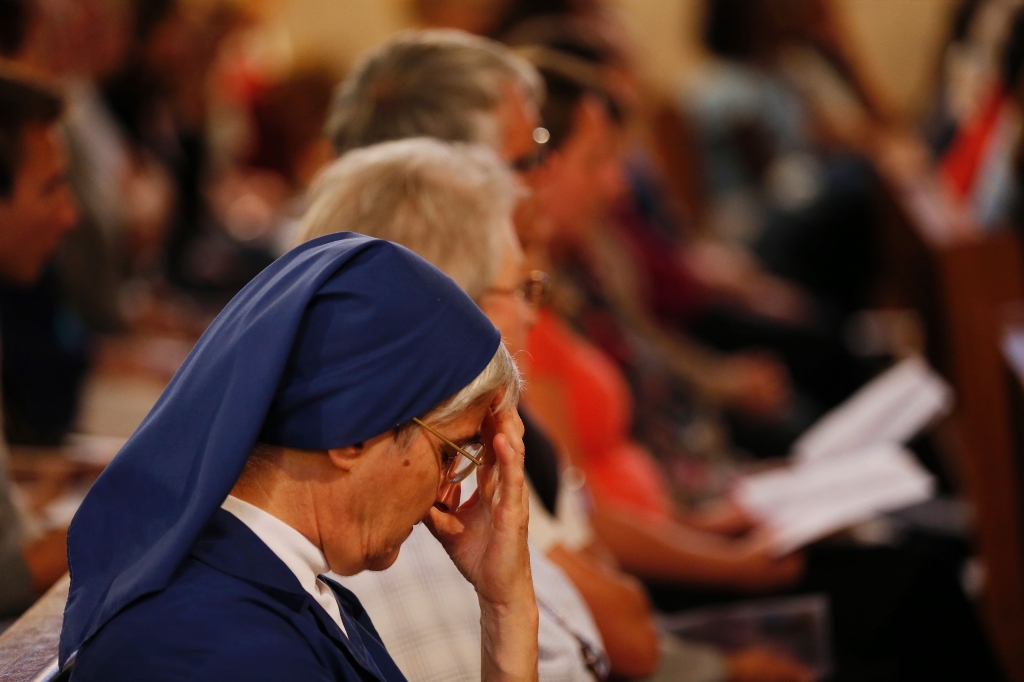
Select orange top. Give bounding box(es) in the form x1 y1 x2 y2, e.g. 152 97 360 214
526 309 675 520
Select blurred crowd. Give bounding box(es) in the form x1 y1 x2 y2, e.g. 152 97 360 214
2 0 1023 680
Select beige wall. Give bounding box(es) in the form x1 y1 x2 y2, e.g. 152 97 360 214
833 0 961 120
610 0 961 121
268 0 961 121
265 0 413 72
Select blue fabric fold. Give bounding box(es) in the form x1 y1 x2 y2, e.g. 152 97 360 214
60 232 500 665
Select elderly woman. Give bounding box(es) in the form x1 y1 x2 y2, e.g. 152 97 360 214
297 138 619 682
297 138 826 682
59 231 538 681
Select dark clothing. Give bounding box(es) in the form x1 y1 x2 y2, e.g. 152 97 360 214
688 304 874 413
72 509 407 682
752 155 880 315
646 541 1004 682
61 235 500 663
0 269 90 446
522 408 561 516
615 158 874 414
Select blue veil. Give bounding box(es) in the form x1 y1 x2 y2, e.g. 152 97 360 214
59 233 500 664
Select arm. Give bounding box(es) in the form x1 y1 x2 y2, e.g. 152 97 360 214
592 504 803 592
426 404 539 682
545 544 660 678
549 539 812 682
586 230 790 417
525 378 800 593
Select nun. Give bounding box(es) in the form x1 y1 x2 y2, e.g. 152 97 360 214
59 233 539 682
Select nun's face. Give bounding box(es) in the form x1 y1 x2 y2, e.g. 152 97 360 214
321 401 491 574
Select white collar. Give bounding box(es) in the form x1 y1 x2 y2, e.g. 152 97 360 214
221 495 347 636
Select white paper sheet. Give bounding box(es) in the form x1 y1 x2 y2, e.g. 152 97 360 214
734 444 935 555
792 356 953 464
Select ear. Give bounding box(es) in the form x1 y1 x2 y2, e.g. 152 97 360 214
326 443 365 472
325 428 397 472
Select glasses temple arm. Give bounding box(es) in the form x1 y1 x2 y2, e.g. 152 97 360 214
411 418 484 466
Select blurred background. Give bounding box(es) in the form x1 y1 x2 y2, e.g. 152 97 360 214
3 0 1024 680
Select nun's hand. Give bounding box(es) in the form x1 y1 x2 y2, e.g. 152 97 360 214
425 402 532 602
425 401 538 682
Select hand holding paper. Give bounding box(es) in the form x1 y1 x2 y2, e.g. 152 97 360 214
732 357 947 554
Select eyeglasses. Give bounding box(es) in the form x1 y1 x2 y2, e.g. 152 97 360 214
413 417 485 512
484 270 550 307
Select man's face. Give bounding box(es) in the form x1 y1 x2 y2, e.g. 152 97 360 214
321 401 491 575
492 81 562 252
532 98 625 246
0 123 77 285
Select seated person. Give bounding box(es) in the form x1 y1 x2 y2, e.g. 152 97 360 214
507 34 868 461
303 137 811 682
380 19 995 679
681 0 881 315
0 69 80 616
326 32 664 678
61 233 537 681
322 32 811 682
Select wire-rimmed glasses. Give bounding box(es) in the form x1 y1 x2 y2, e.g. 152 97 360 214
484 270 551 307
413 417 485 512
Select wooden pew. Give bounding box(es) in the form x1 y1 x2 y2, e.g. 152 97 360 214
873 132 1024 682
0 575 69 682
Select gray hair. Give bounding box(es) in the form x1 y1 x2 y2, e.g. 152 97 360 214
296 137 518 301
387 342 521 451
425 343 521 427
327 29 543 155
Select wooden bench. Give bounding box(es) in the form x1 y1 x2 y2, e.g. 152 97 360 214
873 131 1024 682
0 575 69 682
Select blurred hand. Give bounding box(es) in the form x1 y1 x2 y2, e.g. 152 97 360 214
684 241 754 297
685 242 809 325
22 528 68 593
685 498 757 537
424 401 533 607
720 353 792 418
727 647 815 682
740 277 811 326
724 529 805 592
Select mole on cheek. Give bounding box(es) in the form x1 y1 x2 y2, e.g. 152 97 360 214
403 459 410 467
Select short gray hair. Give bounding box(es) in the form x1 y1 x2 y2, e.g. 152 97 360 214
327 29 543 155
388 342 521 451
425 343 521 427
296 137 518 301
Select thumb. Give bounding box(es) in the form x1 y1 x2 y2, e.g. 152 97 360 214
424 506 463 540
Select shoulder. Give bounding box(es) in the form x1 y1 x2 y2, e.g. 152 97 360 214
72 560 333 682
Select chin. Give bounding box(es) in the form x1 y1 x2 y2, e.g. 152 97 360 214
365 523 418 571
365 545 402 572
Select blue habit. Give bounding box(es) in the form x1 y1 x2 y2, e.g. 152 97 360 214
71 510 407 682
60 233 501 677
